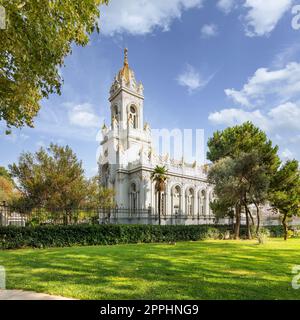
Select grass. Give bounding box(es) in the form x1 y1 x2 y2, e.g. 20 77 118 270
0 239 300 300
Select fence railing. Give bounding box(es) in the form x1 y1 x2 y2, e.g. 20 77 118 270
0 203 286 227
98 208 221 225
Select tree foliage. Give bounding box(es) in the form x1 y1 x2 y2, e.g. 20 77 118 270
207 122 280 239
0 165 18 202
270 160 300 240
151 166 168 226
0 0 108 130
85 176 115 209
9 143 86 208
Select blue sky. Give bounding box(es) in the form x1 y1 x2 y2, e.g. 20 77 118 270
1 0 300 176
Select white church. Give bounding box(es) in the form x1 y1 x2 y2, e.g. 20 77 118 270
98 49 215 224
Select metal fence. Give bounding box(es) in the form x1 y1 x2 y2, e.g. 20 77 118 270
0 203 227 226
0 204 27 227
0 203 288 227
98 208 222 225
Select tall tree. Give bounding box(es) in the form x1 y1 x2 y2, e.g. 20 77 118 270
9 143 88 224
208 157 247 239
207 122 280 239
270 160 300 240
85 176 115 209
0 0 108 130
151 166 168 226
0 166 18 203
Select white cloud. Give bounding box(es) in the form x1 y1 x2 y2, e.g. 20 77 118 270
208 108 267 129
225 62 300 107
217 0 235 14
0 131 29 143
176 64 213 93
100 0 204 36
208 102 300 133
201 24 218 38
281 148 294 160
268 102 300 131
67 103 100 128
272 43 300 68
243 0 293 37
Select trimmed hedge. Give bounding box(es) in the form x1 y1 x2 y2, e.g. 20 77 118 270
0 224 289 250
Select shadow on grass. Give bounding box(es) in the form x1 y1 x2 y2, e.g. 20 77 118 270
0 240 299 300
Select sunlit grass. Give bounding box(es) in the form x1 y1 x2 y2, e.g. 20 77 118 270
0 239 299 300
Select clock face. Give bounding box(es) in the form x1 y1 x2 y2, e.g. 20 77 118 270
130 106 136 113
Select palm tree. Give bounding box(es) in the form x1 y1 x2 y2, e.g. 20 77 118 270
151 165 168 225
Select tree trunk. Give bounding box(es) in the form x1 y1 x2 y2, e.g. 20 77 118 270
234 204 241 240
245 207 252 240
248 210 255 226
158 191 161 226
255 203 260 235
282 214 288 241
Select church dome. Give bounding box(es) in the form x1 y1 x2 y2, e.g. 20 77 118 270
110 48 144 97
117 48 135 85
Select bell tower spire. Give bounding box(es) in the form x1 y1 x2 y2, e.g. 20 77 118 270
124 48 128 66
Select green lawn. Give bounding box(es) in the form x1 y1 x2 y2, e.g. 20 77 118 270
0 239 300 300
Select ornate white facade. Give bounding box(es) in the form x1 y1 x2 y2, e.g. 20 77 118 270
98 49 214 223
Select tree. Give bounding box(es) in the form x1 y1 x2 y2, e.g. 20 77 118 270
207 122 280 239
208 157 246 239
151 166 168 226
270 160 300 240
0 0 108 130
0 176 15 203
0 166 13 182
85 176 115 209
0 166 18 203
9 143 88 224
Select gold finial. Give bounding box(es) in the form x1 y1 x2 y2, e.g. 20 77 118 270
124 48 128 66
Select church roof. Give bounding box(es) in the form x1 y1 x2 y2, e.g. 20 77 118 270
117 48 135 85
110 48 144 99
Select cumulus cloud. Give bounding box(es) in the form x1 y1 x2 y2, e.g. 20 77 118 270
243 0 293 37
176 64 213 93
209 102 300 133
100 0 204 36
201 24 218 38
225 62 300 107
281 148 294 160
68 103 100 128
217 0 235 14
208 108 267 129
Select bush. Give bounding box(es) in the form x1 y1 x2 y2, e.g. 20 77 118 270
201 227 221 240
0 224 234 250
0 224 297 250
256 228 270 245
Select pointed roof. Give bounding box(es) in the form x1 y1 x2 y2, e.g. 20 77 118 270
117 48 135 85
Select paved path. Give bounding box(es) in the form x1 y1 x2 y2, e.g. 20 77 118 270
0 289 75 300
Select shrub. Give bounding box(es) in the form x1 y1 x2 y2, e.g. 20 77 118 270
0 224 227 249
0 224 297 250
201 227 221 240
256 228 271 245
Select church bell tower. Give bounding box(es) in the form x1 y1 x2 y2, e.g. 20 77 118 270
99 49 151 198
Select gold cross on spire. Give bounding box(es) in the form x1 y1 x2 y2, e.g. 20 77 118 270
124 48 128 66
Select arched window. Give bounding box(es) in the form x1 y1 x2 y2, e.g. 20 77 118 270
129 105 138 129
198 190 206 216
186 188 194 216
172 185 181 215
112 105 118 122
129 183 138 211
